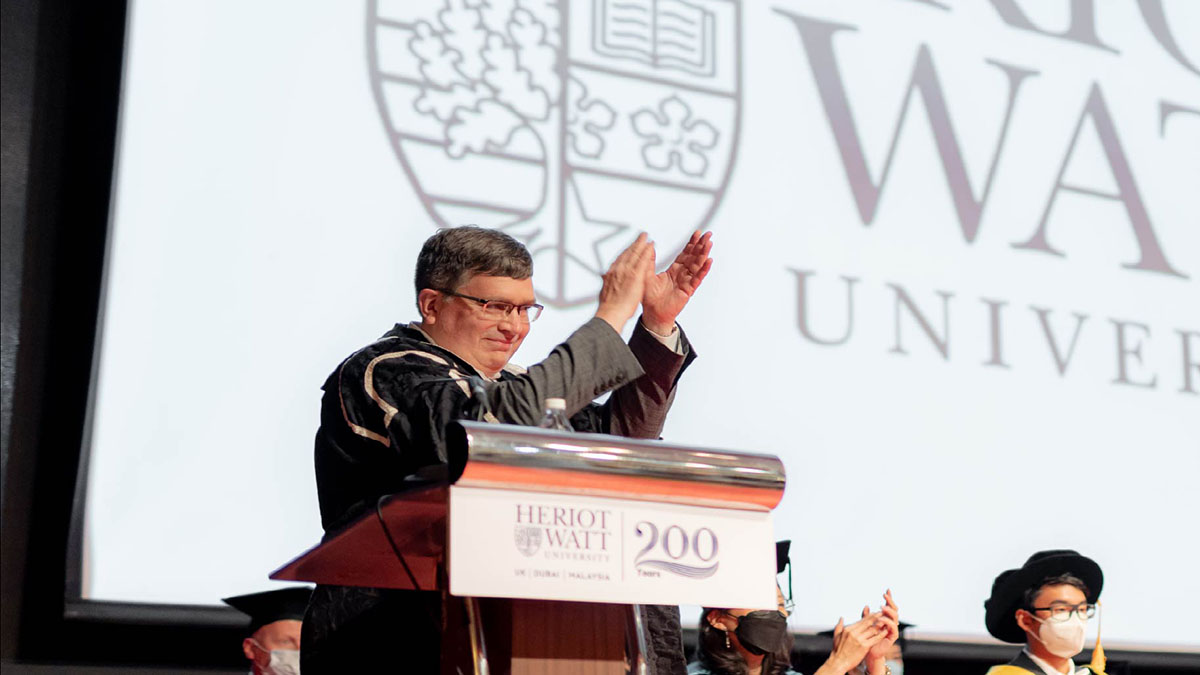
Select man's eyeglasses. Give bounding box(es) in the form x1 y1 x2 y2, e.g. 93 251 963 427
439 289 544 322
1027 602 1096 623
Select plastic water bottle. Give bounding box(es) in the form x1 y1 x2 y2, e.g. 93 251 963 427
538 397 573 431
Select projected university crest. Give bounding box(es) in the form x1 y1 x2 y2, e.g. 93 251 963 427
369 0 740 306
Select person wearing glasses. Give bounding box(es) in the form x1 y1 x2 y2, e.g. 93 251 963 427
303 225 713 674
984 550 1103 675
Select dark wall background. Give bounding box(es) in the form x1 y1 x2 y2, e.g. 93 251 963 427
0 1 1196 673
0 0 247 670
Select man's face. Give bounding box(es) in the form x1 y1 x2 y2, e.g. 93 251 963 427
1016 583 1088 642
420 274 535 377
242 619 301 671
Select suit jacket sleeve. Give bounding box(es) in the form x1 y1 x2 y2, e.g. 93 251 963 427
604 320 695 439
484 317 647 425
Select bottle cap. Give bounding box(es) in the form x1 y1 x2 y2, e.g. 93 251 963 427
544 397 566 410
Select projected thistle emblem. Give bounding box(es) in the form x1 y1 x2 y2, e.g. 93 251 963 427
368 0 741 306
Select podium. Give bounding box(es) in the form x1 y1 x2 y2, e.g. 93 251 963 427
273 422 786 674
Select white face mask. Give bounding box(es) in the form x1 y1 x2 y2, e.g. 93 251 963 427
1030 613 1087 658
885 659 904 675
250 640 301 675
263 649 300 675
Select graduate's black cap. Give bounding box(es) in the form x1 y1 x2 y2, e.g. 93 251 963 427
222 587 311 635
775 540 791 575
776 540 794 610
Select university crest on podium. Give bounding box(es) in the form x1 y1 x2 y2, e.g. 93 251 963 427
513 524 542 557
369 0 742 305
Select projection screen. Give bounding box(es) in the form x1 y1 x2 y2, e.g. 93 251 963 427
79 0 1199 650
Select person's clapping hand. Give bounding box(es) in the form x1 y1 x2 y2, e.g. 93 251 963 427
814 610 892 675
640 230 713 334
595 233 655 333
863 590 901 675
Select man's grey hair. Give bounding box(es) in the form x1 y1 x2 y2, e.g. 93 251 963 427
414 226 533 305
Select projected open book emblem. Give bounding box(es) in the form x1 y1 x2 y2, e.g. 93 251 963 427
369 0 741 306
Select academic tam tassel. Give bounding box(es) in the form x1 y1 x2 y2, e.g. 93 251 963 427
1088 602 1107 675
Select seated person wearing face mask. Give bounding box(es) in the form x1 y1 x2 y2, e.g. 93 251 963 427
223 587 312 675
984 550 1103 675
689 542 901 675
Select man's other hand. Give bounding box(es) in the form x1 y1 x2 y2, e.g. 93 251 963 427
641 231 713 335
595 233 655 333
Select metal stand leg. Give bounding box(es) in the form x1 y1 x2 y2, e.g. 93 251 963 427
465 597 491 675
625 604 649 675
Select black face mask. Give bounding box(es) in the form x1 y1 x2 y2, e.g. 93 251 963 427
732 610 788 656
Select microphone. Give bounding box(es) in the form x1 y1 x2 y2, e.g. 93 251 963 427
421 375 494 421
466 376 493 421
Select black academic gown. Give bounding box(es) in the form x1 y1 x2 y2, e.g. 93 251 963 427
302 318 695 674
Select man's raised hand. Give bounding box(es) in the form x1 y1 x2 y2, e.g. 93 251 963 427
641 231 713 335
595 233 655 333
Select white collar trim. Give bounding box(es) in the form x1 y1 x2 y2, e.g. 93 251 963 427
1023 647 1077 675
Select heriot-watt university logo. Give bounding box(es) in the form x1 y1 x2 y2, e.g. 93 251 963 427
369 0 741 306
513 524 542 556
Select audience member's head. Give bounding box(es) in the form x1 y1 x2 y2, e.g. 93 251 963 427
694 541 795 675
698 592 794 675
985 550 1103 664
223 586 311 675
